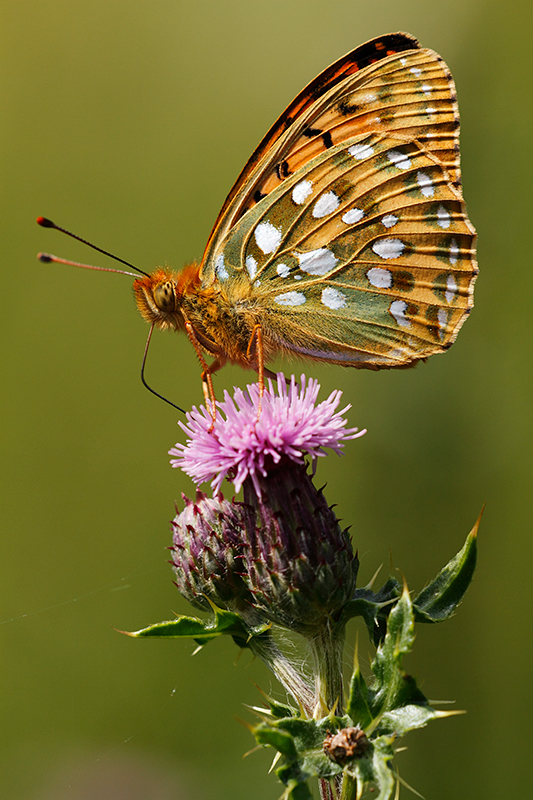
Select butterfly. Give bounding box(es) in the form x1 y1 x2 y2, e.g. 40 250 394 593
42 32 477 410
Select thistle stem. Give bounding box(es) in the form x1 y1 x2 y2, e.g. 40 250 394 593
339 771 357 800
309 622 346 717
319 778 335 800
248 632 314 715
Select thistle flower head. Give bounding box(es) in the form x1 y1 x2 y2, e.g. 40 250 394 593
169 373 365 495
171 490 253 613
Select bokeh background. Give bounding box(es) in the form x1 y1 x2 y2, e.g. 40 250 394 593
1 1 531 798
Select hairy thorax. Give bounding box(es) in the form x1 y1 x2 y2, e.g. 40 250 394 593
133 264 265 369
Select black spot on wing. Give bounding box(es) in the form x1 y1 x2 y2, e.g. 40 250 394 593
275 160 291 180
338 99 360 116
303 126 323 137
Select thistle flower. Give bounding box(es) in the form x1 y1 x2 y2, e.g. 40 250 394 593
169 373 365 495
170 374 364 636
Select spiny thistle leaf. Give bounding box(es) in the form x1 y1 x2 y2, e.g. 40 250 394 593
339 577 401 644
339 514 480 642
413 511 480 623
284 779 314 800
255 727 299 760
346 658 373 731
379 704 443 737
362 737 395 800
366 584 426 720
123 606 269 648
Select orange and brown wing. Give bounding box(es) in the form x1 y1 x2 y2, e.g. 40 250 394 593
201 32 463 280
209 131 476 369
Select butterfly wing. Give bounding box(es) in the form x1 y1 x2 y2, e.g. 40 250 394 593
199 33 476 368
201 33 465 273
202 32 420 257
207 130 476 367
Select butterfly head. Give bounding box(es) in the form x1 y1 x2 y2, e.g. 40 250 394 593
133 264 201 331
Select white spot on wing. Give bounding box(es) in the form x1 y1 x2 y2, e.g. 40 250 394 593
449 238 459 264
342 207 364 224
321 287 347 310
387 150 412 170
410 66 422 77
367 267 392 289
437 205 451 229
421 83 432 96
297 248 338 275
275 291 306 306
417 171 434 197
360 92 377 104
425 106 437 115
445 274 458 303
254 221 282 254
438 308 448 337
390 300 411 328
348 142 374 159
215 254 228 280
381 214 398 228
312 191 340 218
246 255 257 279
276 263 290 278
372 238 405 259
292 180 313 205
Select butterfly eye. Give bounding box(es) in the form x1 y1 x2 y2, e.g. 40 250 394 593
153 281 176 312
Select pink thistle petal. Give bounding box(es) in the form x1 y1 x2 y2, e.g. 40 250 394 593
169 374 366 494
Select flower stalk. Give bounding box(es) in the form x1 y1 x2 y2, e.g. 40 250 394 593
310 623 346 718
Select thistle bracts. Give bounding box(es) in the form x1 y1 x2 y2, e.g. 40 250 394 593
242 460 358 636
171 491 252 613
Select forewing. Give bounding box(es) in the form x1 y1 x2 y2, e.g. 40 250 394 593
201 32 462 275
209 131 477 368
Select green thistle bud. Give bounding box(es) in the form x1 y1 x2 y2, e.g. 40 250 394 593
242 460 359 636
171 491 253 613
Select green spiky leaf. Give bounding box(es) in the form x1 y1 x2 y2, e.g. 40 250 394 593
346 657 373 731
379 704 441 736
339 577 401 644
255 727 299 760
123 605 269 648
413 511 480 623
285 781 314 800
366 584 426 717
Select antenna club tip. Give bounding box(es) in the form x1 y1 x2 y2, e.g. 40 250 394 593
38 253 53 263
37 216 55 228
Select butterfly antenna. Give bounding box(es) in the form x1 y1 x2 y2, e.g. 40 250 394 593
36 216 150 278
141 325 186 414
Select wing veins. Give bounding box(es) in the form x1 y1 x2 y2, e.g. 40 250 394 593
239 135 465 284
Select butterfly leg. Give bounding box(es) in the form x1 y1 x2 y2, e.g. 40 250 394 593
245 326 284 393
201 358 226 403
246 324 265 416
182 318 218 427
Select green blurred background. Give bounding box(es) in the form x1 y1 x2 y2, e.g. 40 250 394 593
1 0 531 797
